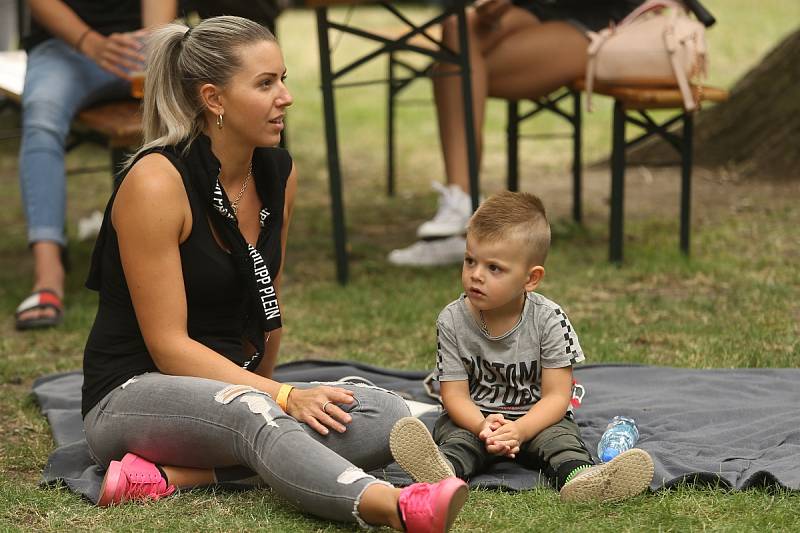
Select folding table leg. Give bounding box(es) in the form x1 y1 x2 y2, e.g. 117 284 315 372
316 7 349 284
680 112 693 255
609 100 626 263
387 53 396 197
454 9 479 212
506 100 519 192
572 90 582 224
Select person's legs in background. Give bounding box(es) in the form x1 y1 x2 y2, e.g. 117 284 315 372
0 0 18 51
15 38 129 329
389 7 588 266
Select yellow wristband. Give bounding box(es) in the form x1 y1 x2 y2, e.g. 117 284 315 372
276 384 294 411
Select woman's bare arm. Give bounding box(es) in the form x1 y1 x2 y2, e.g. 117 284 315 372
28 0 95 49
141 0 177 28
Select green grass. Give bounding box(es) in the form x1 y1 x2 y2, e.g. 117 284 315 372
1 2 800 531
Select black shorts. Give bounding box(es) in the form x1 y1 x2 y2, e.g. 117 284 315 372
513 0 644 34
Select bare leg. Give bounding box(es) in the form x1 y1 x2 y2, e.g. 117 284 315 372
485 20 589 100
161 465 216 489
359 484 404 530
17 241 65 322
434 7 589 193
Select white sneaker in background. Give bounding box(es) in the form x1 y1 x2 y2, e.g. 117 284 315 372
78 210 104 241
416 182 473 239
387 235 466 267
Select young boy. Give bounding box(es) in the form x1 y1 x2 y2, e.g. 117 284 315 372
390 191 654 502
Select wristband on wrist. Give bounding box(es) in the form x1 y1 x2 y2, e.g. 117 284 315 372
275 384 294 411
74 28 92 52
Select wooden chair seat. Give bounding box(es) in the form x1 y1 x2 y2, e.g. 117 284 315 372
572 79 728 109
75 99 143 148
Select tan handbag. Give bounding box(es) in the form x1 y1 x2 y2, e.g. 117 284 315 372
585 0 707 111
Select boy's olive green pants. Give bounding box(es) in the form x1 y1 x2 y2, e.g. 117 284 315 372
433 413 594 485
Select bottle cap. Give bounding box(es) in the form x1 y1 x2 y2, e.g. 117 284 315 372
600 448 620 462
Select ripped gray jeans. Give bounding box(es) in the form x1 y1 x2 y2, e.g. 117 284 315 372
83 372 410 525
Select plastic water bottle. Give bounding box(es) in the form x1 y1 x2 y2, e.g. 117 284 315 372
597 416 640 463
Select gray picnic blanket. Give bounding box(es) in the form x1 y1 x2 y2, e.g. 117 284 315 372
33 361 800 503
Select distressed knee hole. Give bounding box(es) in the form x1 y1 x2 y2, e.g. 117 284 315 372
214 385 278 427
214 384 265 404
336 466 373 485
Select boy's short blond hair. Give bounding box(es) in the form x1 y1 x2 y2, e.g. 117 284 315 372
467 191 551 265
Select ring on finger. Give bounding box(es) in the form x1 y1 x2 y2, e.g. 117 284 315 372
322 401 332 414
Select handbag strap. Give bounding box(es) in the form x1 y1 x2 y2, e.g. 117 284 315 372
663 9 697 111
585 28 613 112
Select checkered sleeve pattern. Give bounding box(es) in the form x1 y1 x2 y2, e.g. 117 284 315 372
434 313 469 382
539 305 585 368
435 326 444 377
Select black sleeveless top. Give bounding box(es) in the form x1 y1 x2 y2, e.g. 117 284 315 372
512 0 643 32
81 138 292 416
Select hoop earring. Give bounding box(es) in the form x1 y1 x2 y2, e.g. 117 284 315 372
216 113 224 129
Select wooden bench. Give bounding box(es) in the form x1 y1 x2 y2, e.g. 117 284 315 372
0 50 143 179
508 81 728 262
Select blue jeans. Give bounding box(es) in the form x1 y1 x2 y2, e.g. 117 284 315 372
19 38 130 246
84 373 411 526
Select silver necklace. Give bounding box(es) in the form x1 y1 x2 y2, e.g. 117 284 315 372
228 162 253 216
479 293 527 337
479 310 490 336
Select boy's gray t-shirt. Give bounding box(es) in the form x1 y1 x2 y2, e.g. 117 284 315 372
434 292 585 416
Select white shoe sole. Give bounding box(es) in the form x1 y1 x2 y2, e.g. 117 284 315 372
387 237 466 267
390 417 455 484
559 448 654 503
417 225 467 239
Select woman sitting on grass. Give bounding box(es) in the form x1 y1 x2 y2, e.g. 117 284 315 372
81 16 466 532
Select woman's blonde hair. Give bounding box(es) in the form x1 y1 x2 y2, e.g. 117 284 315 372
127 16 276 166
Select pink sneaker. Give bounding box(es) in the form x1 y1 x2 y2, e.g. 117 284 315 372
97 453 176 506
398 477 468 533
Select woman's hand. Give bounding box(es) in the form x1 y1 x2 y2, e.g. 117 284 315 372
81 29 146 80
286 386 356 435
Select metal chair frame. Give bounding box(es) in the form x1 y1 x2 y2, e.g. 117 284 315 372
314 0 479 284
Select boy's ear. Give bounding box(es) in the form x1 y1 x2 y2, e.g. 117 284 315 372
524 265 545 292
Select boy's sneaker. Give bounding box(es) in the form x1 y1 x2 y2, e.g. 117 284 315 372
398 477 468 533
97 453 176 506
390 417 455 483
387 236 466 267
417 182 472 239
559 448 654 503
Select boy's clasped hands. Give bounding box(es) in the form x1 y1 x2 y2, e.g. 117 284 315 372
479 413 524 458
